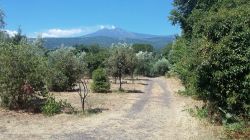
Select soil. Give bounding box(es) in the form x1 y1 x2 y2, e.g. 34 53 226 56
0 77 223 140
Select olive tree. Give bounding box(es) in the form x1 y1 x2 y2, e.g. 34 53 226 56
135 51 153 76
152 58 170 76
106 43 135 90
48 47 85 91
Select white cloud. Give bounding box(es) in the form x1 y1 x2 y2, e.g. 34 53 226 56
5 30 18 37
41 28 82 38
111 25 116 29
38 25 116 38
99 25 116 30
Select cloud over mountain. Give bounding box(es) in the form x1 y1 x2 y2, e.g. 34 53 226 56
39 25 116 38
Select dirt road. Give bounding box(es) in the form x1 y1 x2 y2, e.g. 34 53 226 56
52 77 221 140
0 77 222 140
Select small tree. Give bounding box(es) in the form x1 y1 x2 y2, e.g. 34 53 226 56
78 79 89 111
12 27 27 45
106 43 132 90
48 47 85 91
91 68 110 93
126 47 137 83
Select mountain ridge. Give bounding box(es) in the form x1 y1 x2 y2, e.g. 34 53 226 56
38 28 176 49
84 27 165 39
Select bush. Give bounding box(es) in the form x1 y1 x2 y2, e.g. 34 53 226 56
48 48 85 91
42 96 62 116
170 0 250 122
91 68 110 93
42 95 74 116
196 5 250 118
0 42 49 109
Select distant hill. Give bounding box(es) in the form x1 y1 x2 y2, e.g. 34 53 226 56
34 28 176 49
85 28 162 39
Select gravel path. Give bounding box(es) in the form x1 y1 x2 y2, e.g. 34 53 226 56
51 77 221 140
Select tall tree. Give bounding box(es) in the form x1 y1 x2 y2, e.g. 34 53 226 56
0 9 5 29
12 27 27 45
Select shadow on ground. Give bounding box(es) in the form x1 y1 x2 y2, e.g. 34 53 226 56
87 108 109 114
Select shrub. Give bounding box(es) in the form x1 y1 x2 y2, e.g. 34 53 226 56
42 96 62 116
42 95 74 116
0 42 49 109
91 68 110 93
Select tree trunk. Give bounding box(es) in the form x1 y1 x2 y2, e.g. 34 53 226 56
82 99 85 111
119 73 122 90
131 72 134 84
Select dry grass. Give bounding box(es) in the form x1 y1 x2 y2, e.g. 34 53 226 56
0 76 225 140
164 76 224 138
0 77 147 140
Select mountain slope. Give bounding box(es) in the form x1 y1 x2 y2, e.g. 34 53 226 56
39 28 176 49
85 28 161 39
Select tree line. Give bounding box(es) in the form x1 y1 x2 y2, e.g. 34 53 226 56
0 13 171 112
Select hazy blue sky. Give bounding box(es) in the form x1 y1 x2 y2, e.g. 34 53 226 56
0 0 181 37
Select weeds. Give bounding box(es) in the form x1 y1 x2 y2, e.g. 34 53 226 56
224 122 250 139
185 106 208 119
42 95 74 116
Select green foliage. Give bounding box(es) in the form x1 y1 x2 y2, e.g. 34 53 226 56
91 68 110 93
170 0 250 123
132 43 154 53
196 107 208 119
162 43 172 60
151 58 170 76
42 96 62 116
186 106 208 119
0 42 49 109
74 44 109 77
42 95 74 116
106 43 137 89
48 47 85 91
11 27 27 45
224 121 250 139
135 51 153 76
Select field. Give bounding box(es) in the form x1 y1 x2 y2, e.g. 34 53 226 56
0 77 223 140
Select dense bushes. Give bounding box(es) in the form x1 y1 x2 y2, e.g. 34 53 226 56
0 42 49 109
0 41 83 112
169 0 250 122
91 68 110 93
